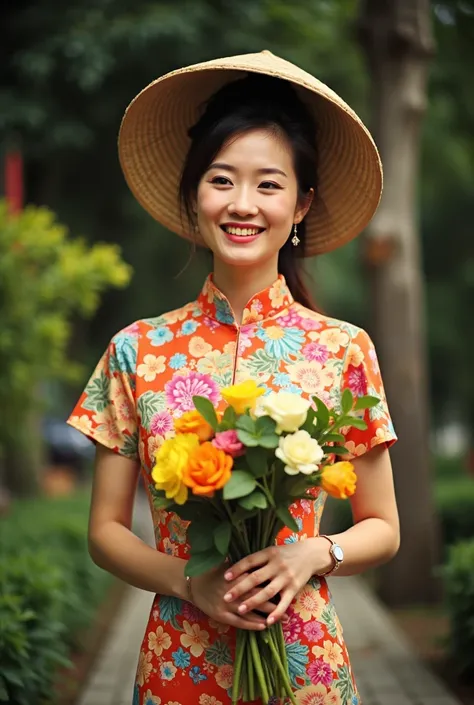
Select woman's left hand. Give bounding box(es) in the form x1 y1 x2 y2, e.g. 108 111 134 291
222 539 332 626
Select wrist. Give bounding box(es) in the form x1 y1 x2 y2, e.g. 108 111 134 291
309 537 336 576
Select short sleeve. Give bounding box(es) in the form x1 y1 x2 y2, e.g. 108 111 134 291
66 331 139 460
340 328 397 460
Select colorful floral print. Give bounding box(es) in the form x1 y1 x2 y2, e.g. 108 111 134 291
68 274 397 704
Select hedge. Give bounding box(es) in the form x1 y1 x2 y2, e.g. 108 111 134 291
443 539 474 679
0 493 112 705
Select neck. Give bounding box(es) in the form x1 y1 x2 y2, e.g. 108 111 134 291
212 257 279 324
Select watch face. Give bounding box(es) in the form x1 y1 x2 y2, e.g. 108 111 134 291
333 545 344 562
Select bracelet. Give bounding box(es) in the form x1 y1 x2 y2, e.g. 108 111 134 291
186 575 194 603
316 535 337 577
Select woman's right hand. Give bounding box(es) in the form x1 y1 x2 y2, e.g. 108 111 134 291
190 565 279 630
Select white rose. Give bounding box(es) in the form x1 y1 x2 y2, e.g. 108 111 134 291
275 430 325 476
259 391 310 433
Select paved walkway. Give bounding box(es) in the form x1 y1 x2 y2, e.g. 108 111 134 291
78 496 461 705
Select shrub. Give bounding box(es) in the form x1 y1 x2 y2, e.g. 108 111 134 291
435 476 474 548
443 539 474 679
0 493 111 704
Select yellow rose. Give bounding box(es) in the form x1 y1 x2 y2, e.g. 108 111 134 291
257 391 310 433
275 430 324 475
221 379 264 414
321 461 357 499
174 410 214 442
152 433 199 505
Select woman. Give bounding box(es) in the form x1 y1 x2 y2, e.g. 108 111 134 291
68 51 400 704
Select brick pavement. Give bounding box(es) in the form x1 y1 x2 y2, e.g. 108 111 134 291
78 496 461 705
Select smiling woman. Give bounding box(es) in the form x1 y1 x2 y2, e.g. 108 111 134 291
67 51 399 705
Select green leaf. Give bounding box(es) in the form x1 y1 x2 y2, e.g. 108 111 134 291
258 434 280 449
192 395 219 430
246 446 269 477
322 432 346 444
313 397 330 429
214 522 232 555
168 502 204 522
345 417 368 430
236 414 256 434
152 495 173 510
238 490 268 510
354 394 380 411
275 505 299 533
341 389 354 415
218 405 237 431
236 429 259 447
325 445 350 455
301 406 317 433
188 521 215 552
223 470 257 500
255 415 277 435
185 550 224 577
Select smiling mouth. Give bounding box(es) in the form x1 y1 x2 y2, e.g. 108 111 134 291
220 225 265 237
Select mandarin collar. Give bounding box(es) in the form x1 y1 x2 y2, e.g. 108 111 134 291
197 274 294 327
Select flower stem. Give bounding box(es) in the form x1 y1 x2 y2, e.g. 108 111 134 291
246 639 255 702
263 628 297 705
249 631 270 704
231 630 245 705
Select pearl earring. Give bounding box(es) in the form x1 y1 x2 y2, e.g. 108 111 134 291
291 223 300 247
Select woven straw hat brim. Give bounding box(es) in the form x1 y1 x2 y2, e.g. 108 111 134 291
119 51 382 257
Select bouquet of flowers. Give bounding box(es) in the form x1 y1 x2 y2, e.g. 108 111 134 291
151 380 380 705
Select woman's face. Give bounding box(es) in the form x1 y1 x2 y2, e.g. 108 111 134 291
196 128 312 269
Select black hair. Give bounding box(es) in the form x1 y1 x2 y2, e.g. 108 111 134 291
179 73 319 310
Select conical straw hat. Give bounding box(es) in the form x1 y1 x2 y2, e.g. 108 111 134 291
118 50 382 256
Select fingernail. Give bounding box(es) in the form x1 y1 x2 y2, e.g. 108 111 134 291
238 604 247 614
267 616 275 625
224 571 233 580
223 593 233 602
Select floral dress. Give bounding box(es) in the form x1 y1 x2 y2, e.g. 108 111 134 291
68 274 397 705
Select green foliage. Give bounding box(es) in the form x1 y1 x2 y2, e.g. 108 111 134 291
0 200 131 450
435 476 474 548
0 492 111 704
443 538 474 679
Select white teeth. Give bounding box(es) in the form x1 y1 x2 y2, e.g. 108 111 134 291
223 226 261 236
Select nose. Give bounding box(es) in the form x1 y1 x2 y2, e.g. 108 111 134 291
227 186 258 217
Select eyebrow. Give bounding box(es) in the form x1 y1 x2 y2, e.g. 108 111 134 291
208 162 288 178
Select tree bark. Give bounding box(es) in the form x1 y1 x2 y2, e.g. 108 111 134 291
357 0 440 604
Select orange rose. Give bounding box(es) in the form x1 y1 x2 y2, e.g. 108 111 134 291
183 442 233 496
174 410 214 442
321 461 357 500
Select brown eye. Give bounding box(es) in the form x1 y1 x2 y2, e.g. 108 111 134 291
211 176 232 186
259 181 281 190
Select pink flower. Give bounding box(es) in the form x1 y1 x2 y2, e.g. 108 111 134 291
302 342 329 364
282 608 301 643
150 411 174 437
276 311 303 327
165 372 220 414
212 430 244 458
308 658 333 686
346 364 368 396
300 317 322 331
303 621 324 642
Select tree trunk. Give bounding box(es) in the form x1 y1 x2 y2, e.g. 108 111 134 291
357 0 440 605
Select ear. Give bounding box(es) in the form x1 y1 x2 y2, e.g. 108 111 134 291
294 188 314 224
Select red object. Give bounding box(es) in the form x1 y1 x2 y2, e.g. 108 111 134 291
4 149 24 214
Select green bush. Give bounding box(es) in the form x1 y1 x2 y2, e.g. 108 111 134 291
0 493 111 704
443 539 474 679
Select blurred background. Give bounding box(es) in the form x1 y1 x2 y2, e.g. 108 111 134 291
1 1 474 703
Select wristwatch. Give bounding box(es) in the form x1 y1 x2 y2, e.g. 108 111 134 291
318 535 344 577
